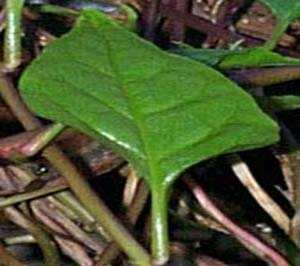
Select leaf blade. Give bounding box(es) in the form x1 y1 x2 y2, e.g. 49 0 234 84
172 45 300 69
259 0 300 21
20 10 279 185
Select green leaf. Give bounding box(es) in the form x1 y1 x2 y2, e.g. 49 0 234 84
259 0 300 22
173 45 300 69
219 47 300 69
170 43 232 66
270 95 300 110
20 10 279 263
258 0 300 49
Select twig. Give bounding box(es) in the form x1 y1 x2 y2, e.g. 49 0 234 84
96 180 149 266
123 167 140 208
31 199 105 253
193 211 228 235
18 123 65 158
127 180 150 223
227 66 300 87
0 184 68 209
4 206 60 266
0 123 65 159
274 152 295 204
0 9 6 33
159 2 300 57
0 75 41 130
168 0 188 42
140 0 160 40
286 152 300 247
229 155 290 234
47 195 80 221
4 234 35 245
159 2 231 42
288 153 300 217
214 0 245 26
54 236 94 266
184 176 290 266
54 191 105 233
0 102 15 122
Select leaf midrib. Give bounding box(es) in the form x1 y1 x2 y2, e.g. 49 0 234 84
102 33 160 180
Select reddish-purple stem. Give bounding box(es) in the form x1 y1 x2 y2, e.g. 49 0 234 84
168 0 188 42
216 0 246 27
158 3 300 57
140 0 160 40
184 177 290 266
159 3 233 42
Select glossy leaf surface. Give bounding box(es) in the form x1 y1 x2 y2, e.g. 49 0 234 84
20 11 279 188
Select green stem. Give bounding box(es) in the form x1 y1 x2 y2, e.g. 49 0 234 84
38 4 79 16
0 184 68 209
44 147 152 266
264 19 290 50
4 0 25 70
151 185 170 265
270 95 300 111
96 180 150 266
55 191 101 229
